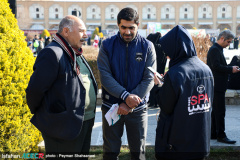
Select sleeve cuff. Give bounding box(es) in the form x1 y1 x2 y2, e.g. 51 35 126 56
120 90 130 101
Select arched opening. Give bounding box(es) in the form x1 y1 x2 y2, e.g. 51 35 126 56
198 25 212 29
106 25 118 30
161 25 174 29
217 24 231 31
49 24 59 30
30 24 44 30
182 24 193 29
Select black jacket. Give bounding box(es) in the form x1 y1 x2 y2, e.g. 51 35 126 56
155 25 214 160
26 41 97 140
207 43 232 92
228 56 240 89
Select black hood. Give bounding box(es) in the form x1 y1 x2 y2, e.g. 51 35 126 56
159 25 197 68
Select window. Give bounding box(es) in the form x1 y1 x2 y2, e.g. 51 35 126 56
222 7 225 12
36 14 39 18
111 8 114 12
184 14 188 19
92 14 96 19
92 8 95 12
148 8 151 12
203 8 206 12
222 13 225 18
55 14 58 19
166 8 169 12
185 8 188 12
55 8 58 12
36 8 39 12
111 14 114 19
166 14 169 19
147 14 151 19
203 13 206 18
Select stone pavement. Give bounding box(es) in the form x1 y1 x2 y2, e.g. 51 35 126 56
38 103 240 151
90 105 240 147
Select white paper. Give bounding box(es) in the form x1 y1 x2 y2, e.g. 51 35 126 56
105 103 121 126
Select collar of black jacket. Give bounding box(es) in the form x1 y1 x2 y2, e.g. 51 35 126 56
214 42 223 51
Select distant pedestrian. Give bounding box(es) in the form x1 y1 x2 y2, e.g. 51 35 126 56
228 55 240 89
44 37 51 47
234 37 239 49
93 34 99 48
33 38 39 55
207 29 240 144
37 37 44 54
87 36 91 46
98 37 102 48
210 35 216 45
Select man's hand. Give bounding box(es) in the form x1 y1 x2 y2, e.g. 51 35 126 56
232 66 240 73
117 103 132 115
154 73 164 86
125 94 142 108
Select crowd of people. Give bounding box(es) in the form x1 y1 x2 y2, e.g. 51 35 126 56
27 33 105 57
26 35 52 56
25 7 240 160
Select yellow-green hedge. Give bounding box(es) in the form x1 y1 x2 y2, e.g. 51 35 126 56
0 0 42 152
82 46 101 89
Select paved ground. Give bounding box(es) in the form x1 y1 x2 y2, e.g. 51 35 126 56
91 105 240 147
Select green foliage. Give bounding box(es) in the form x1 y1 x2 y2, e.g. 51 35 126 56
91 27 99 39
0 0 42 152
40 29 51 38
99 32 103 38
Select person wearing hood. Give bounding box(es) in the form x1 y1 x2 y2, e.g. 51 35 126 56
154 25 214 160
97 7 156 160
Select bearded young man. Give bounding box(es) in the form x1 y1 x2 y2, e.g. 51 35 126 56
97 7 156 160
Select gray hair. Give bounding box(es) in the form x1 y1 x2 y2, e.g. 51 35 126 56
57 17 75 33
217 30 235 41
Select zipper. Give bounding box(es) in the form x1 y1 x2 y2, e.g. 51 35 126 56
124 43 128 88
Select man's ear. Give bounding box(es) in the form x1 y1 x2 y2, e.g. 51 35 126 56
62 27 69 37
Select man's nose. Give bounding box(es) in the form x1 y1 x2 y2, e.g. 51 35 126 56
125 29 131 34
83 32 88 38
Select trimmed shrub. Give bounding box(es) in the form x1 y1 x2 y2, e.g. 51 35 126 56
40 29 50 38
192 36 211 64
91 27 99 39
83 46 101 89
0 0 42 152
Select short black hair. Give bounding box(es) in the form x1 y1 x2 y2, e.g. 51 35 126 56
117 7 139 25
